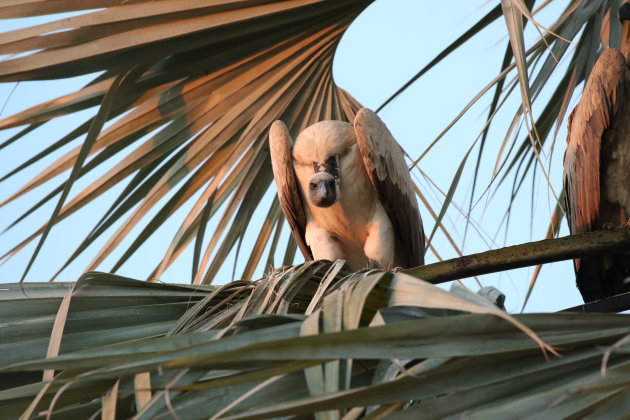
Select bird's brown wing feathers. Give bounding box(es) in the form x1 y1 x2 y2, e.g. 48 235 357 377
269 121 312 260
564 49 630 302
353 108 425 268
564 49 626 235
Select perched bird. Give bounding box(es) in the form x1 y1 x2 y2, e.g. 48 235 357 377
563 2 630 302
269 108 424 271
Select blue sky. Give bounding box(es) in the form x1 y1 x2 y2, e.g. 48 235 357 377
0 0 583 312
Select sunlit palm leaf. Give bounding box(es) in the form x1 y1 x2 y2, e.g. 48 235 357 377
0 0 369 282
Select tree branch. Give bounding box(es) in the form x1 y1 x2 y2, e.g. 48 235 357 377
404 228 630 284
560 291 630 313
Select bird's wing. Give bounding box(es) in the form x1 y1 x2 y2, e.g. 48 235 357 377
353 108 425 267
564 49 626 234
269 121 312 260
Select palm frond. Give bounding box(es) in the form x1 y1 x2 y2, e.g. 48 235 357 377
1 261 629 418
0 0 370 282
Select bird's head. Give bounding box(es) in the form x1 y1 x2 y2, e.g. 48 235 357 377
292 121 355 208
308 157 338 207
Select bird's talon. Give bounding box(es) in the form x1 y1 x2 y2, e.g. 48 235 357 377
367 259 381 269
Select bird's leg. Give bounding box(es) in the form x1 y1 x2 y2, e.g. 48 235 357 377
305 222 344 262
367 260 404 273
364 216 395 270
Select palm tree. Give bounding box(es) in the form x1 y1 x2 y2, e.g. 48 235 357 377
1 0 630 418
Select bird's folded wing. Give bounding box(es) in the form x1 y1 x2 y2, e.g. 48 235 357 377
269 121 312 260
564 49 625 234
354 108 425 267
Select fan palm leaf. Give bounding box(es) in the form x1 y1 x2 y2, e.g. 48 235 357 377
0 0 368 282
0 0 626 287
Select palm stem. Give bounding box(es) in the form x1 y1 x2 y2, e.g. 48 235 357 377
405 228 630 284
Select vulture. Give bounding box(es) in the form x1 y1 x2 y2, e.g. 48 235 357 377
269 108 424 271
563 2 630 302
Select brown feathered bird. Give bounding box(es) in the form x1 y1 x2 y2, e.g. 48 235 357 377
269 108 424 271
563 2 630 303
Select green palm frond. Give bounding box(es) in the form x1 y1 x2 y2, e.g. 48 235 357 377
486 0 617 199
2 261 629 419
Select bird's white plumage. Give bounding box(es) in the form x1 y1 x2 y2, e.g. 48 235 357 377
293 120 395 269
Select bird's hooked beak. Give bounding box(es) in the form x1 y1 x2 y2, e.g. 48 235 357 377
308 156 339 208
620 1 630 55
